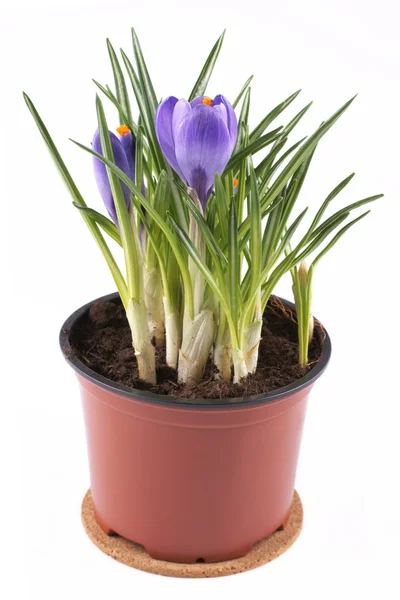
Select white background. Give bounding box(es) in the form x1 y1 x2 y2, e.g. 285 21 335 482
1 0 400 598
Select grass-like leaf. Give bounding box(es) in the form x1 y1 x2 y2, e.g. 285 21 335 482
235 87 251 150
250 89 301 142
225 127 283 173
309 194 382 241
70 134 194 317
232 75 254 109
23 92 128 306
96 94 141 301
107 39 133 125
121 49 163 171
248 159 262 296
214 174 229 247
228 199 240 329
72 203 122 246
189 30 225 101
168 213 239 347
131 27 158 117
312 211 371 267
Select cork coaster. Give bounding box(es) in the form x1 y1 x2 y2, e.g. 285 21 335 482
82 489 303 578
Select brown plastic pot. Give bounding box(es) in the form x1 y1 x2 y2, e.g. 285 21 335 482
60 292 331 564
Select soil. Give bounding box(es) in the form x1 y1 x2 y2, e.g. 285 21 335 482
70 297 323 400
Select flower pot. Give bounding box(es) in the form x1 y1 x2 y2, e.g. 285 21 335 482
60 292 331 564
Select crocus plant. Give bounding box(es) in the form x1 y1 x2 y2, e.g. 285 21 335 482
24 29 382 386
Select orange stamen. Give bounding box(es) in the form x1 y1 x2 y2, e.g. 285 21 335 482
233 178 239 187
116 125 130 136
202 96 213 107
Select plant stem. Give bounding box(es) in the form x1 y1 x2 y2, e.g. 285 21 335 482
178 308 216 384
231 347 248 384
126 298 156 385
243 325 262 374
291 261 314 367
214 312 231 382
163 296 181 369
144 265 165 347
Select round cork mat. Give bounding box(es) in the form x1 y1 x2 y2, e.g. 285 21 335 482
82 489 303 578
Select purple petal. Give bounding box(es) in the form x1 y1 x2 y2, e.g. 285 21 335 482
175 105 231 208
119 130 135 181
213 95 238 154
190 95 207 108
172 98 191 141
93 129 131 226
155 96 185 179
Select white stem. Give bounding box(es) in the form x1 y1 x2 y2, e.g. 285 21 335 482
187 189 206 316
126 298 156 385
214 316 232 382
214 343 232 382
189 217 206 316
243 319 263 374
308 315 315 344
242 292 263 374
178 309 215 384
163 296 181 369
231 347 248 384
144 266 165 347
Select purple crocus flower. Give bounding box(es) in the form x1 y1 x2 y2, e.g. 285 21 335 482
155 95 237 209
93 126 135 226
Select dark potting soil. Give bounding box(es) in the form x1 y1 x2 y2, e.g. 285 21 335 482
70 298 323 400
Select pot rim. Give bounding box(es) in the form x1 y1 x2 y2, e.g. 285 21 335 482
59 292 331 409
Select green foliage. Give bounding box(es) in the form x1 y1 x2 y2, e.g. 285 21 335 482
24 28 383 383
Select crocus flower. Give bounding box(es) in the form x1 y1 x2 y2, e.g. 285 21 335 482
93 125 135 226
155 95 237 209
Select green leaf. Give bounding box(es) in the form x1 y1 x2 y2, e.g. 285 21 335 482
225 127 283 173
147 173 170 267
255 137 288 180
257 96 357 216
96 95 142 300
295 213 351 264
236 124 249 226
93 79 128 123
235 87 251 150
232 75 254 109
107 39 133 125
72 203 122 246
269 207 309 269
121 49 163 171
250 89 301 142
135 125 144 218
23 92 128 306
272 101 312 145
258 137 307 193
129 182 194 318
166 177 189 234
189 30 225 101
261 211 352 308
311 173 355 229
131 27 158 117
276 150 315 238
248 158 262 294
261 189 286 269
312 211 371 267
310 193 383 241
212 174 228 247
168 213 238 346
133 198 171 306
70 136 194 318
228 199 240 328
178 187 228 268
